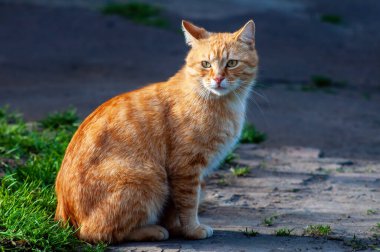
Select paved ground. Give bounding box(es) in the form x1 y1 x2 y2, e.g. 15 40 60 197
109 145 380 251
0 1 380 251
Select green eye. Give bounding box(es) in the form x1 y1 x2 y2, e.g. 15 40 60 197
226 60 238 68
201 61 211 68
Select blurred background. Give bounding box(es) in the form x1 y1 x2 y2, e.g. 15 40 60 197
0 0 379 160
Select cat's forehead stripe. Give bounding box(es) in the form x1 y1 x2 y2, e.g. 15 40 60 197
222 50 228 59
208 48 229 61
209 52 215 61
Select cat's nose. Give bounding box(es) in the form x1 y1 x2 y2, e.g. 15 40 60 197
214 76 225 85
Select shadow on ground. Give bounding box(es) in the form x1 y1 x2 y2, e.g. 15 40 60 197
111 230 348 252
110 145 380 251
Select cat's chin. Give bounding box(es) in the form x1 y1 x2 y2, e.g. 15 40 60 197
209 88 231 97
202 86 232 97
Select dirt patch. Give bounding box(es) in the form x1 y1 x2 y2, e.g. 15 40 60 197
110 145 380 251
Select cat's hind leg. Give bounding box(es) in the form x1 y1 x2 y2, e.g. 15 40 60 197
78 186 169 244
76 162 170 244
125 225 169 241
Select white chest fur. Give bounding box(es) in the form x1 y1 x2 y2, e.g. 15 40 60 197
201 97 247 178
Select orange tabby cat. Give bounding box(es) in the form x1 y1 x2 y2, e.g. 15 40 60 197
55 20 258 243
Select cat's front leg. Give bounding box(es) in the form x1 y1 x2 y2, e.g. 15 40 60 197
169 174 213 240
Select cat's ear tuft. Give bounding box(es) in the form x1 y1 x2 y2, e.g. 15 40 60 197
182 20 210 46
234 20 255 45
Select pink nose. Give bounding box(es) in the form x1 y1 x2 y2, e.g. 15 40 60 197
214 76 225 85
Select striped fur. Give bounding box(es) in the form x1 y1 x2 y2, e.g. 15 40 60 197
55 20 259 243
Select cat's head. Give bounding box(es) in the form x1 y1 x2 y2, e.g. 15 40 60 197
182 20 258 97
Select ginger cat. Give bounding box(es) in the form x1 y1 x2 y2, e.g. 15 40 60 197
55 20 258 243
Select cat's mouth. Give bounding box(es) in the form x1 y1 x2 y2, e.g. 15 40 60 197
206 86 231 96
200 79 233 97
215 86 226 90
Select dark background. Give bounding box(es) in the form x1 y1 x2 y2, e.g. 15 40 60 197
0 0 379 160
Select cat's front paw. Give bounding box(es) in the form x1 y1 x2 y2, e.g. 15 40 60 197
183 224 213 240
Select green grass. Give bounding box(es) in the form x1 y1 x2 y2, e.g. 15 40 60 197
321 14 343 25
367 209 377 215
0 176 79 251
102 2 169 28
372 222 380 232
362 92 372 101
0 107 104 251
301 75 346 92
217 177 230 187
223 123 265 165
0 106 265 250
39 108 79 131
241 227 259 237
224 152 238 164
311 75 333 88
224 122 265 164
230 166 251 177
372 223 380 242
262 216 277 227
275 228 294 236
240 123 266 144
370 224 380 250
303 224 332 237
344 235 368 251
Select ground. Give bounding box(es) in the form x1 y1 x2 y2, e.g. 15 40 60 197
108 145 380 251
0 0 379 251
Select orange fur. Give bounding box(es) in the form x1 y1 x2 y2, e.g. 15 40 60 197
55 20 259 243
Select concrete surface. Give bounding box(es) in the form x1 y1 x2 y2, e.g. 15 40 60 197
109 145 380 251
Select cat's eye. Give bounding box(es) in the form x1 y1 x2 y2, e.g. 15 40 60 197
226 60 238 68
201 61 211 68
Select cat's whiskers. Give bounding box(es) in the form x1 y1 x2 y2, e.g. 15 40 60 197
236 85 269 127
249 88 272 121
231 89 246 111
251 89 269 104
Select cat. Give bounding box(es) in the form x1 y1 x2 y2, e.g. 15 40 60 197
55 20 258 244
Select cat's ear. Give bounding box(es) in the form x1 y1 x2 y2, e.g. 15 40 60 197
182 20 210 46
234 20 255 45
